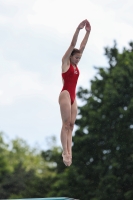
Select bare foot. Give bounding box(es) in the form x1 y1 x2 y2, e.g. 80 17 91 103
62 153 71 166
68 153 72 166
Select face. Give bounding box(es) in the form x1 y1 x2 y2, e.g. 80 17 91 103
70 53 82 65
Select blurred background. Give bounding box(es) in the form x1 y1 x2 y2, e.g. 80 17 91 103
0 0 133 199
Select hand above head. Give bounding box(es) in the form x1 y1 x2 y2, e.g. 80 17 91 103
85 19 91 32
77 19 86 30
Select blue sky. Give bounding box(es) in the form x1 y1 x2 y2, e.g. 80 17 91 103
0 0 133 149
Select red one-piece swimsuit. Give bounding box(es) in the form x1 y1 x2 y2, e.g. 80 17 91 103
61 64 80 104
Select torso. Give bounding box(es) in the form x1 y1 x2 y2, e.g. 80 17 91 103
61 64 80 104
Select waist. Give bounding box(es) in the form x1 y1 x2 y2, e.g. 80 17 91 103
62 82 77 90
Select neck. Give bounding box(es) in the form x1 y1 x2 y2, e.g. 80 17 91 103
70 62 76 67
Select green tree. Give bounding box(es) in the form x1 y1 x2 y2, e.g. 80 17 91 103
7 137 50 177
73 41 133 200
1 162 53 199
0 133 55 199
45 41 133 200
0 132 11 198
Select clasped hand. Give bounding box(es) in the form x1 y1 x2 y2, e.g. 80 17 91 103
77 19 91 32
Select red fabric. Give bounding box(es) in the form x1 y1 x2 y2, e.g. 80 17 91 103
61 64 80 104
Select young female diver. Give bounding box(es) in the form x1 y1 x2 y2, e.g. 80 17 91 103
59 19 91 166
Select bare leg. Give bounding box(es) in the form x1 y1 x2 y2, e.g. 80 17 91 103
59 90 71 166
60 124 69 155
67 99 77 164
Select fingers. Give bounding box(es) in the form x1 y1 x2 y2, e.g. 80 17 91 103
86 19 90 25
79 19 90 28
80 19 86 23
80 20 86 26
81 19 87 25
77 19 91 31
85 20 91 31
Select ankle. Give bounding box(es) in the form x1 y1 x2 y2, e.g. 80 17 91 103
62 151 68 156
68 152 72 156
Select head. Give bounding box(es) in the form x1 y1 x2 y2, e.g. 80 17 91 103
70 48 82 65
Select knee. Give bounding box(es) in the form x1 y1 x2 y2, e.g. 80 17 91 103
63 120 71 131
70 123 74 131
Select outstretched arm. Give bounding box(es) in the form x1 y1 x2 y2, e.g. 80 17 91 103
80 20 91 53
62 20 86 64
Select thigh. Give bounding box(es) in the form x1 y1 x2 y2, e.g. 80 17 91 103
71 99 77 124
59 91 71 123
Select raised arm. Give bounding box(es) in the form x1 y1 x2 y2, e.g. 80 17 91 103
80 20 91 54
62 20 86 64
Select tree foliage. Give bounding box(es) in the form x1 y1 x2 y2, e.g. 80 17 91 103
73 41 133 200
0 132 54 199
45 41 133 200
1 41 133 200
